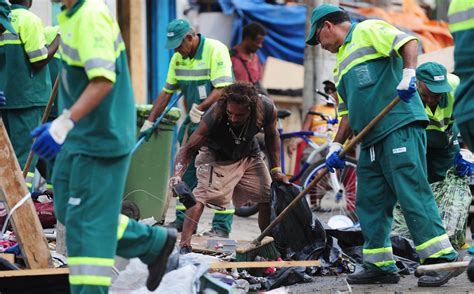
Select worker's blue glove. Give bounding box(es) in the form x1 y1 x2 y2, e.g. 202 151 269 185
454 153 472 177
31 110 74 160
325 142 346 173
138 120 154 141
0 91 6 107
397 68 417 103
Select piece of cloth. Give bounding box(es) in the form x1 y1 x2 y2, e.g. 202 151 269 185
202 95 274 161
230 46 262 84
163 34 234 143
56 1 169 292
53 148 168 293
57 0 135 158
0 4 51 109
193 147 271 208
458 121 474 151
0 107 43 171
335 20 428 149
448 0 474 145
356 123 456 271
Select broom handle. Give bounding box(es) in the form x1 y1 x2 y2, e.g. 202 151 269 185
256 96 402 243
22 75 60 179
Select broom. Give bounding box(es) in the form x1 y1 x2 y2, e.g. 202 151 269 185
236 96 402 261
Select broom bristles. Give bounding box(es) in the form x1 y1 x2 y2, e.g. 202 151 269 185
235 236 280 261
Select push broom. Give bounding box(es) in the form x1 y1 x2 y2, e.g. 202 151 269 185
236 96 403 261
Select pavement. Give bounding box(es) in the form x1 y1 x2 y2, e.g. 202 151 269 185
165 201 474 293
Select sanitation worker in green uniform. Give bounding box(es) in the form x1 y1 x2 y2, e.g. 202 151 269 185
306 4 462 287
31 0 176 292
140 19 235 238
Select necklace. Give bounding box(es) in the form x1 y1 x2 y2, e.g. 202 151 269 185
227 119 249 145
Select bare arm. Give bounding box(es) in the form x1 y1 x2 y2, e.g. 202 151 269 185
399 39 418 69
196 87 224 111
146 91 174 122
31 34 60 71
69 77 113 122
333 115 353 145
173 122 209 178
264 106 289 183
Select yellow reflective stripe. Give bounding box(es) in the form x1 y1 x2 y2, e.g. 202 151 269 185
0 33 21 45
211 76 233 86
70 264 113 277
334 46 377 84
25 183 32 188
176 205 186 211
60 40 80 62
426 117 452 131
214 209 235 214
84 58 115 73
448 2 474 33
27 172 35 177
117 214 129 240
175 68 211 77
69 275 112 286
373 260 396 267
416 234 454 260
47 184 54 189
390 33 416 56
28 47 48 63
68 257 115 267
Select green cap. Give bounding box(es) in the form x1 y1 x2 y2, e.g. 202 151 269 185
165 19 191 49
306 4 343 45
0 0 16 35
416 62 452 93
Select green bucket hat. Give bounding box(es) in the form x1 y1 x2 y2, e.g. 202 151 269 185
0 0 16 34
306 4 343 45
416 62 452 93
165 19 191 49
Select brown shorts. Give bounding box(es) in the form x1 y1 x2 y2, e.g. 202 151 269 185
193 147 271 209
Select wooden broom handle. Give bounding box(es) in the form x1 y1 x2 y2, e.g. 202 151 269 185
256 96 402 243
22 75 60 179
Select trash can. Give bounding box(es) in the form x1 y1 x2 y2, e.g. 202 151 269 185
123 105 181 223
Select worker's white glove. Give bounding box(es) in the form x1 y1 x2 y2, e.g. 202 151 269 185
140 120 154 133
326 142 343 160
397 68 417 103
189 103 204 123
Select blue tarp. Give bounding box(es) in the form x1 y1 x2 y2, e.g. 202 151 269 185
218 0 307 65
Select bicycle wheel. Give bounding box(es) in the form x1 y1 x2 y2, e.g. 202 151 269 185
300 157 358 222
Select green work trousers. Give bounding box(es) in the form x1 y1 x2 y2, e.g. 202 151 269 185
174 156 234 233
0 107 43 172
458 120 474 151
356 123 456 272
426 143 460 183
53 148 168 293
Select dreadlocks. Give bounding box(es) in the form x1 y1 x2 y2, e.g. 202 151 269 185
214 81 265 128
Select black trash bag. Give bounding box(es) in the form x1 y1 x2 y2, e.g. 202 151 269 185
262 266 312 290
390 235 420 262
270 182 326 259
326 225 364 248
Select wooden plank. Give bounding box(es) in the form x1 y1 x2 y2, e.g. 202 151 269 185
0 253 15 264
209 260 320 269
0 119 53 269
0 268 69 277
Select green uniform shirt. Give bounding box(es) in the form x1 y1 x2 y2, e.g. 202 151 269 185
58 0 135 157
0 4 51 109
424 73 460 149
448 0 474 125
163 35 233 140
335 20 428 148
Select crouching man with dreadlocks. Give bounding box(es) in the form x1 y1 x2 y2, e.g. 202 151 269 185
170 82 289 254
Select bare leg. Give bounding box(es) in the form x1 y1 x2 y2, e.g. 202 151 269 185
258 203 271 232
179 202 204 247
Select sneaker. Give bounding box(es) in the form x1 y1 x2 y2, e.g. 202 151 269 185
418 257 466 287
467 258 474 282
146 228 177 291
346 267 400 284
165 221 183 232
179 245 193 255
203 228 229 238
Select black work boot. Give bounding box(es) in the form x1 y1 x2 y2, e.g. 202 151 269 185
346 266 400 284
417 257 465 287
467 258 474 282
203 228 229 238
146 228 177 291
